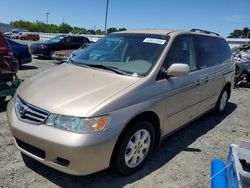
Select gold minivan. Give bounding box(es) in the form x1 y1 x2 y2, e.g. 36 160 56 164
7 29 235 175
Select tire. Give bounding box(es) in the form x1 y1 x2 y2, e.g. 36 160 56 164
0 96 6 103
17 59 21 69
235 64 243 79
214 88 229 114
49 51 54 59
246 76 250 83
111 121 155 175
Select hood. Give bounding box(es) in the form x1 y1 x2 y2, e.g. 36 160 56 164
31 42 55 47
31 42 48 46
18 63 140 117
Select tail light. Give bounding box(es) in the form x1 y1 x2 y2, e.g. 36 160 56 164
0 55 18 73
0 46 12 56
0 33 13 56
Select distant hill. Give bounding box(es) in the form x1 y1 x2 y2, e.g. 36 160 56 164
0 22 15 33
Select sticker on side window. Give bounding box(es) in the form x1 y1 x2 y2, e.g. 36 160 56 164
143 38 166 45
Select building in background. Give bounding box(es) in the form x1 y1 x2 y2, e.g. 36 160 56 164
0 22 15 33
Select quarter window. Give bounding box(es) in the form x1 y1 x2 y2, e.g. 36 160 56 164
215 38 231 64
163 35 197 71
64 37 71 43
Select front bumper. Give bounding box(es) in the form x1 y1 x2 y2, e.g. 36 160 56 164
30 47 47 57
20 56 32 65
7 99 120 175
51 54 68 64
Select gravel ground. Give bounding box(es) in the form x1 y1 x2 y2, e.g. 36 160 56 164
0 40 249 188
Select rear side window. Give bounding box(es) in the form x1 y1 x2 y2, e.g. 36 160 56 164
215 38 231 64
72 37 83 43
64 37 71 43
194 35 220 69
83 37 90 43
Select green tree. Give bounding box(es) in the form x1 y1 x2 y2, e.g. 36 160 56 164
95 29 105 35
228 28 250 38
107 27 118 34
10 20 126 35
58 23 73 33
118 28 127 31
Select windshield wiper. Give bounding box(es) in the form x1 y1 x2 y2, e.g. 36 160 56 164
83 64 126 75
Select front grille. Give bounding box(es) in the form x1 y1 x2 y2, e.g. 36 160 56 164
15 138 45 159
15 96 50 125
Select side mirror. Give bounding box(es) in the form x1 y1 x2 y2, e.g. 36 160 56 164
167 63 190 77
157 67 168 80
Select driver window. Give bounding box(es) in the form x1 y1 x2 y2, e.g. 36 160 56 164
163 35 197 71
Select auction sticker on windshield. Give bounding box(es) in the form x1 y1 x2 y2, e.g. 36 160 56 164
143 38 166 45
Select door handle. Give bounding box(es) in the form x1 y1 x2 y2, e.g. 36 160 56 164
204 76 209 83
195 79 201 86
200 76 209 83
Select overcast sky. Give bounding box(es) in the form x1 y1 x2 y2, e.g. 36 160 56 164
1 0 250 37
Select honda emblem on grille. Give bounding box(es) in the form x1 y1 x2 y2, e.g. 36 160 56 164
19 105 29 118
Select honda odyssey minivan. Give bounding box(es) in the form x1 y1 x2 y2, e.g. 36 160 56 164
7 29 235 176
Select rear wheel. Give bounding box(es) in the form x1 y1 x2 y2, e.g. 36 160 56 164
17 59 21 68
214 88 229 114
111 121 155 175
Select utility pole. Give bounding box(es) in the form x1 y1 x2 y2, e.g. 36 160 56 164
104 0 109 34
46 12 50 24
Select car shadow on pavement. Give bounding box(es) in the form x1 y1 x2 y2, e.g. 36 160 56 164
33 56 51 60
19 65 38 70
0 100 9 113
21 102 237 188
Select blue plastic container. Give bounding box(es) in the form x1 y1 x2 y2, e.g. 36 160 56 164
211 159 227 188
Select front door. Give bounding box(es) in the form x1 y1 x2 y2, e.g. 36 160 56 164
159 35 203 134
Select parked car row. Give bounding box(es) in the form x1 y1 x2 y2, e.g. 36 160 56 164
30 35 91 59
5 29 39 41
4 28 28 39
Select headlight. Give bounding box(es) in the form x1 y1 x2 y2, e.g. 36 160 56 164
45 114 110 133
39 45 47 49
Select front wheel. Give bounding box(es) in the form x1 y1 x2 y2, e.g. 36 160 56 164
214 88 229 114
111 121 155 175
49 51 55 60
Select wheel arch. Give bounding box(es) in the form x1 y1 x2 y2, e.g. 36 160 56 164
110 111 161 166
223 82 231 99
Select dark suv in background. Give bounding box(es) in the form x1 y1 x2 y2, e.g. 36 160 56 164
30 35 90 59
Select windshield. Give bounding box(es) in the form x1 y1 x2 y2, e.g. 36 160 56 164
73 34 169 76
48 36 64 43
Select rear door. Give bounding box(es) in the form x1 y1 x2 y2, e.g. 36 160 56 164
193 35 230 111
159 35 203 134
73 37 85 48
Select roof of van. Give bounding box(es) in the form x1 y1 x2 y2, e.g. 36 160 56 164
114 29 223 38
